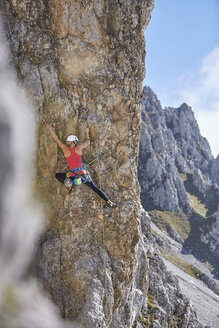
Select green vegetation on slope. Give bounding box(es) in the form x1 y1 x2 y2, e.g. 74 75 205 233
160 248 203 280
135 292 179 328
179 173 208 218
149 210 190 240
187 193 208 218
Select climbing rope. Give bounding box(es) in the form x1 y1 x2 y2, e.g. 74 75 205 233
84 152 104 169
97 152 109 324
84 138 109 322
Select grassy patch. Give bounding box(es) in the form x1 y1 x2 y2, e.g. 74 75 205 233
186 193 208 218
149 210 190 240
203 175 212 187
136 292 179 327
160 249 203 280
205 261 214 272
147 292 157 310
179 173 187 182
169 316 179 328
155 152 162 162
179 172 208 218
136 293 161 327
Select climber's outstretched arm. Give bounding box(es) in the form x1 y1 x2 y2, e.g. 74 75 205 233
46 124 70 156
76 127 90 154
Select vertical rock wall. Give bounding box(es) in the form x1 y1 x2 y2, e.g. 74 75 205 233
0 24 71 328
2 1 154 326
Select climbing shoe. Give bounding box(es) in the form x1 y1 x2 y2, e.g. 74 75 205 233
106 200 118 208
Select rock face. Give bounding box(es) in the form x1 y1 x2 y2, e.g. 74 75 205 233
139 86 219 316
0 27 71 328
111 209 204 328
134 212 203 328
211 155 219 186
138 86 216 214
184 212 219 283
1 3 207 328
2 1 155 327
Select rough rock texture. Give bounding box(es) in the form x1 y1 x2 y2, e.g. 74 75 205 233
1 2 207 328
110 209 204 328
138 86 217 214
110 209 151 328
0 27 71 328
2 1 154 327
138 86 219 313
138 87 191 213
211 155 219 186
164 104 213 175
183 212 219 283
134 212 203 328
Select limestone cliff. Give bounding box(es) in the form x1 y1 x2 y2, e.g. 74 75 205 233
138 86 219 327
0 24 71 328
1 2 207 328
2 1 154 327
138 86 215 214
139 86 219 221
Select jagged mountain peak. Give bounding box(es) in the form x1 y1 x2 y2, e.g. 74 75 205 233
142 85 156 96
142 85 162 111
139 86 216 213
139 87 219 303
178 102 191 111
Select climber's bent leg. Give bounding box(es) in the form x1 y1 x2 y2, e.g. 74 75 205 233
84 179 109 202
55 173 117 207
55 173 66 184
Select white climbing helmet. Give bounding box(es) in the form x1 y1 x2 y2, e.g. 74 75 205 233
67 135 79 142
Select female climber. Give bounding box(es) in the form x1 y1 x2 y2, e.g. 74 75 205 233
46 124 117 208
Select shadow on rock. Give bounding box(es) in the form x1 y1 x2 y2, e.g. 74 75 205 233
182 212 219 282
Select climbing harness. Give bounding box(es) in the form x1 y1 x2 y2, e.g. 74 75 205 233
64 153 104 189
64 167 89 187
70 166 85 174
70 167 85 185
74 174 82 185
64 176 72 188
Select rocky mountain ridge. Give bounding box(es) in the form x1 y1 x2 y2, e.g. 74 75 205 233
138 86 219 325
138 86 219 214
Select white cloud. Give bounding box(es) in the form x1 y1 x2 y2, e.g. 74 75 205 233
159 46 219 157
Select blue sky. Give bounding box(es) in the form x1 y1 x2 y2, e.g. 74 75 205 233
143 0 219 156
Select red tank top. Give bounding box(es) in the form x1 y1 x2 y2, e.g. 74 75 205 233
65 148 86 176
